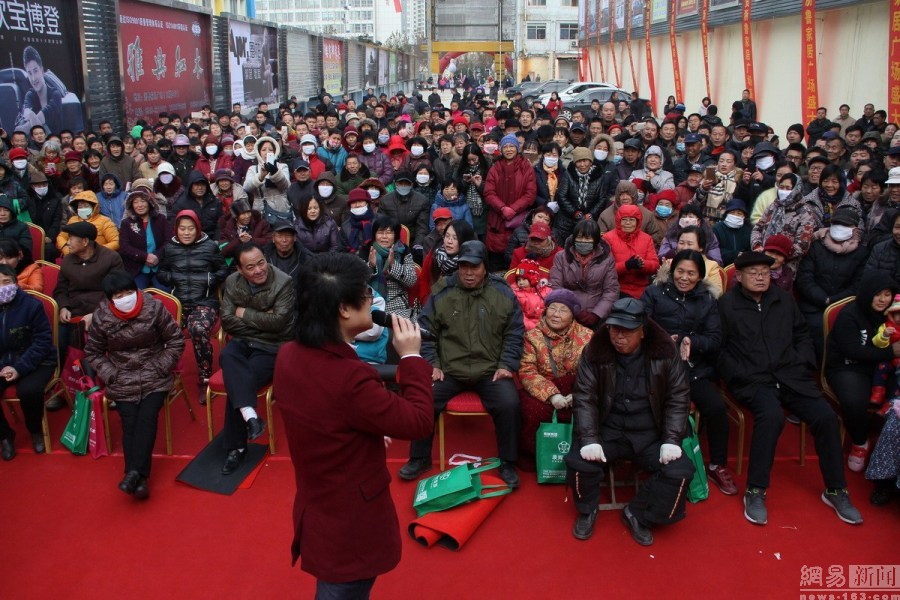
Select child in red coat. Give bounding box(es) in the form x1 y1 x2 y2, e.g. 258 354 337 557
508 259 551 331
871 294 900 405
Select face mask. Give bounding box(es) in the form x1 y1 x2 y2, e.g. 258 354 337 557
679 216 699 228
159 173 174 185
777 188 791 201
676 142 686 153
574 241 594 256
655 205 673 218
724 213 745 229
12 159 27 170
594 149 608 161
318 185 333 198
613 155 623 164
363 142 376 153
77 207 93 220
484 143 498 154
377 134 390 144
756 156 775 170
543 156 559 168
416 173 430 185
367 188 381 200
302 145 315 156
224 149 234 156
33 185 49 197
327 141 341 150
0 283 17 304
830 224 854 242
410 146 424 157
396 184 412 196
350 206 368 216
112 291 138 313
205 145 218 156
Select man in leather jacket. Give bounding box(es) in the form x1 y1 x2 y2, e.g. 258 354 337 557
566 297 693 546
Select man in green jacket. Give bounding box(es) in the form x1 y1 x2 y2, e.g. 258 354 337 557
399 240 525 488
219 242 296 475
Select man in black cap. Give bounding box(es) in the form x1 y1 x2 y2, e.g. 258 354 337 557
569 122 589 148
672 133 709 184
400 240 525 488
566 297 693 545
718 251 862 526
262 219 310 283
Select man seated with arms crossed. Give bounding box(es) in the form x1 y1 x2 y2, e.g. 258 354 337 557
219 242 295 475
718 251 862 525
399 240 525 488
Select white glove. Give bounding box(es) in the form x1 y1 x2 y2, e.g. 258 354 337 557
546 201 560 214
659 443 682 464
549 394 569 410
580 443 606 462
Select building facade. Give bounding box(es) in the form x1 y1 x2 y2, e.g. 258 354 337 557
516 0 580 82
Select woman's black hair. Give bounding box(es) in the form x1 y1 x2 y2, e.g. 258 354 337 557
0 239 27 272
444 219 475 247
298 195 322 227
573 219 602 244
372 214 401 243
671 249 706 280
820 163 846 187
102 270 138 300
541 142 562 155
678 203 703 219
679 225 707 250
0 263 16 280
295 253 371 346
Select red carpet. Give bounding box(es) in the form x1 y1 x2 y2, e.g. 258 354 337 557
1 346 897 599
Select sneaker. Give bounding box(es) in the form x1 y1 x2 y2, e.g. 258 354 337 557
821 489 863 525
572 508 599 540
708 465 738 495
498 461 520 489
847 443 869 473
743 487 768 525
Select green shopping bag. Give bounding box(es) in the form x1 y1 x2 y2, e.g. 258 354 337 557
60 386 98 455
681 416 709 503
536 410 572 484
413 458 512 517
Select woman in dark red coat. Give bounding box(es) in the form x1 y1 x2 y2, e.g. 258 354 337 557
215 198 272 260
274 253 433 597
484 134 537 271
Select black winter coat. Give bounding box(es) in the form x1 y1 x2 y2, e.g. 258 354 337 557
795 235 868 314
864 237 900 289
157 233 228 310
555 162 612 242
171 172 223 239
26 188 63 244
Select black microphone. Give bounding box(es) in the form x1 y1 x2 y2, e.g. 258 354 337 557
371 310 435 341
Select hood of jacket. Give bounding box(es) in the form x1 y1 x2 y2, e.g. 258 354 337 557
856 271 900 320
171 209 208 245
185 170 212 194
124 190 161 219
315 171 337 186
106 136 125 161
100 172 123 195
254 136 282 165
0 194 18 220
615 203 643 230
68 191 100 218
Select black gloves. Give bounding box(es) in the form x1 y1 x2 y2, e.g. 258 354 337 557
625 257 642 271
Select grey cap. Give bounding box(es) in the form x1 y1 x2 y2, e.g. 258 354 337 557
605 297 645 330
457 240 486 265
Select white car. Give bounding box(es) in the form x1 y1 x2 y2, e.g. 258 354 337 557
537 82 623 105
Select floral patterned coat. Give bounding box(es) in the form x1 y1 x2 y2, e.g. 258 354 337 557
518 317 593 403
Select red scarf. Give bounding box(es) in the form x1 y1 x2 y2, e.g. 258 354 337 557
109 291 143 321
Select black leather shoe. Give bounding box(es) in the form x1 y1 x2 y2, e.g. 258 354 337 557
499 461 520 489
246 417 266 441
1 435 15 461
31 433 45 454
398 457 431 480
45 397 65 412
118 470 141 495
222 449 246 475
572 508 599 540
621 506 654 546
133 478 150 500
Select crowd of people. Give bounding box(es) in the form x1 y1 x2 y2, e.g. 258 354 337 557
0 83 898 551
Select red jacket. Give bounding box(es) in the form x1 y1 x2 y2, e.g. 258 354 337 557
603 204 660 298
274 342 433 582
484 156 537 254
193 154 234 183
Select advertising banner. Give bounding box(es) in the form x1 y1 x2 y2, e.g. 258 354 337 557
119 0 211 125
228 19 278 108
0 0 85 134
322 38 343 96
651 0 667 23
669 2 683 102
389 52 397 84
676 0 698 18
801 0 819 127
365 46 377 89
378 49 388 87
891 0 900 123
741 0 755 98
630 0 644 28
710 0 739 10
599 0 609 34
614 0 625 32
701 0 711 98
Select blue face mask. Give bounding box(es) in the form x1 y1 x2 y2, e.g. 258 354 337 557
676 142 686 153
655 205 673 218
613 155 623 165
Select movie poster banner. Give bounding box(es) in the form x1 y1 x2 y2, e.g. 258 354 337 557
0 0 85 134
676 0 698 18
228 19 279 108
365 46 377 89
389 52 397 84
630 0 644 28
378 49 388 87
119 0 211 125
322 38 343 96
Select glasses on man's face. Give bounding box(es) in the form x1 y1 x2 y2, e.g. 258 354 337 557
743 269 771 279
362 286 375 302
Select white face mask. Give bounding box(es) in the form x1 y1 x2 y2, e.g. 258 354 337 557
594 149 608 161
679 216 699 228
302 145 315 156
755 155 774 170
543 156 559 168
396 184 412 196
484 143 498 154
318 185 334 198
205 145 218 156
416 173 430 185
224 149 234 156
77 207 93 220
777 188 791 201
363 142 376 153
724 214 745 229
12 159 27 170
112 291 138 313
33 185 49 197
367 188 380 200
829 224 854 242
159 173 174 185
350 206 368 216
410 146 424 157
